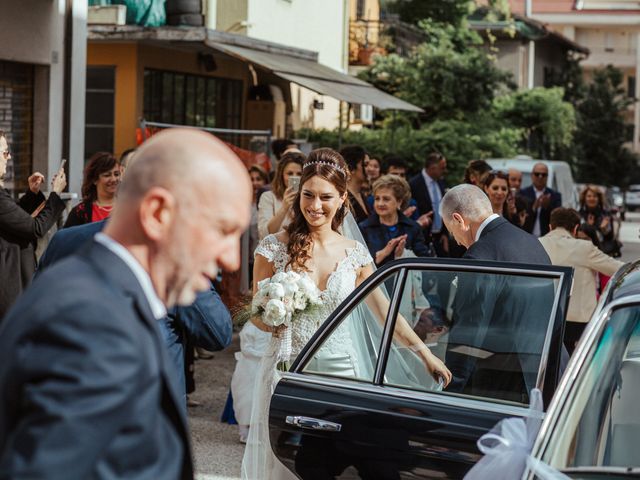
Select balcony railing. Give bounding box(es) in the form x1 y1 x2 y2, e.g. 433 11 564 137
349 18 426 65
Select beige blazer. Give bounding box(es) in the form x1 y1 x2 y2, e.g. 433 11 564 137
257 191 292 240
539 228 624 324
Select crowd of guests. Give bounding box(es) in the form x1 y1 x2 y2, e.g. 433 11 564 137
0 131 629 450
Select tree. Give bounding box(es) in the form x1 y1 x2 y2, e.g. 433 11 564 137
359 20 514 123
493 87 576 159
385 0 473 27
574 66 638 187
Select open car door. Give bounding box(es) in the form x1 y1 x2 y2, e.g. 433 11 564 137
269 258 573 479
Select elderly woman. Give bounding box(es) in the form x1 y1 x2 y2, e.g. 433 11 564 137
257 151 304 240
64 152 120 228
579 185 619 256
359 174 432 266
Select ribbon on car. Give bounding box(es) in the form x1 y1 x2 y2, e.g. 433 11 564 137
464 389 546 480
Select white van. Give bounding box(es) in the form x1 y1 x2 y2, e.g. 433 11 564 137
487 155 578 209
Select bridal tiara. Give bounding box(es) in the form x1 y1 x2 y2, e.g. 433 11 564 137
303 160 347 176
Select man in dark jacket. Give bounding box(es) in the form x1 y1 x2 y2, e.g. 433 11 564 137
409 152 448 256
439 184 555 403
0 128 252 478
519 163 562 237
0 130 67 318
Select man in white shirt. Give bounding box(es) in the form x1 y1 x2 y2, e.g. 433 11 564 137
539 207 624 353
0 129 252 478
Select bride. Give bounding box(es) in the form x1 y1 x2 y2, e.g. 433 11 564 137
241 148 451 479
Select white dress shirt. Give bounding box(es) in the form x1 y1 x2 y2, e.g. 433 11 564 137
94 232 166 320
532 187 545 237
475 214 500 242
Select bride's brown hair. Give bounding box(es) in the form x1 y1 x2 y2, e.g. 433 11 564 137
286 148 351 271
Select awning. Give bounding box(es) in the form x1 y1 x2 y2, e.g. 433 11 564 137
206 41 423 112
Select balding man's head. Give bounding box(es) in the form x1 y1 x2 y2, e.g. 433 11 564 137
439 184 493 248
507 168 522 191
106 128 252 307
531 162 549 190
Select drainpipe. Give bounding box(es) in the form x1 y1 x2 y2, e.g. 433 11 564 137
526 0 535 89
204 0 217 30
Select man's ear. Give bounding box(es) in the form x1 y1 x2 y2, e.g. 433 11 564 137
451 212 466 229
572 224 579 238
139 187 176 241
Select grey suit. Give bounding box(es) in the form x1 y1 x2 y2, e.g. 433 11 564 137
0 240 192 479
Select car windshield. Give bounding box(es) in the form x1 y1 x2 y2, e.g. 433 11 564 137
543 305 640 471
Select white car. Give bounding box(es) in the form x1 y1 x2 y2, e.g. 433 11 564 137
625 184 640 212
487 156 578 209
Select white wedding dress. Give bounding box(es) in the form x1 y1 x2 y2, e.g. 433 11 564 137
241 233 373 480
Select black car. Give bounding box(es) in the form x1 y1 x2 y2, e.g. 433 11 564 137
268 258 574 479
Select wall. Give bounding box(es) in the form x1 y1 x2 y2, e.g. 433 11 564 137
244 0 349 130
87 42 250 155
0 0 86 196
216 0 249 34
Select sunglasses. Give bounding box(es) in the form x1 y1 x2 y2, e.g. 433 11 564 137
532 172 548 178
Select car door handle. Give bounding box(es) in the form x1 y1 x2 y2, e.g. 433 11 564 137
286 415 342 432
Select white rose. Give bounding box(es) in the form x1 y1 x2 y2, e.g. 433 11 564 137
282 279 299 297
267 282 285 300
286 271 301 283
263 299 287 326
271 272 288 284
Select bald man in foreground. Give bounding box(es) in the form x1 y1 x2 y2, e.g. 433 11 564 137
0 129 252 479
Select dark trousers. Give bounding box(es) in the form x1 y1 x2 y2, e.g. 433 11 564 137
563 321 586 355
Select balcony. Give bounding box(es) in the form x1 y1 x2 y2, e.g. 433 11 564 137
349 18 426 66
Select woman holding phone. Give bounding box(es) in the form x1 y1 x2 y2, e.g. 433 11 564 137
257 151 305 239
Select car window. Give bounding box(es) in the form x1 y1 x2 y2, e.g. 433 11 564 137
384 268 559 406
300 272 398 383
542 305 640 472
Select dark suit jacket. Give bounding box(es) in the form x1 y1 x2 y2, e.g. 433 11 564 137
37 220 233 399
464 216 551 263
0 240 193 478
0 189 65 318
446 217 554 401
519 186 562 236
408 172 446 239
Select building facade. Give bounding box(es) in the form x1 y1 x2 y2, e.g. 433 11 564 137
508 0 640 150
0 0 86 196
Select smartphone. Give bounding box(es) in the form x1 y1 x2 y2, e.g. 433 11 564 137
59 159 67 172
288 176 301 192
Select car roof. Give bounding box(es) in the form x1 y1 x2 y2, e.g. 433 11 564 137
604 260 640 304
487 157 570 173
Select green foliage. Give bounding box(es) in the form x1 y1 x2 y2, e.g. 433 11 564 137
359 20 513 122
493 87 576 159
573 66 638 187
386 0 473 26
298 117 521 182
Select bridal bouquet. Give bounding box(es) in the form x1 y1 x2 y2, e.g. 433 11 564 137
252 271 322 362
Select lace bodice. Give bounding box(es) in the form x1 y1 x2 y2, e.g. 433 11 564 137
255 234 373 356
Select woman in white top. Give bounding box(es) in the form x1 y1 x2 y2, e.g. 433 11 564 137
257 151 304 240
